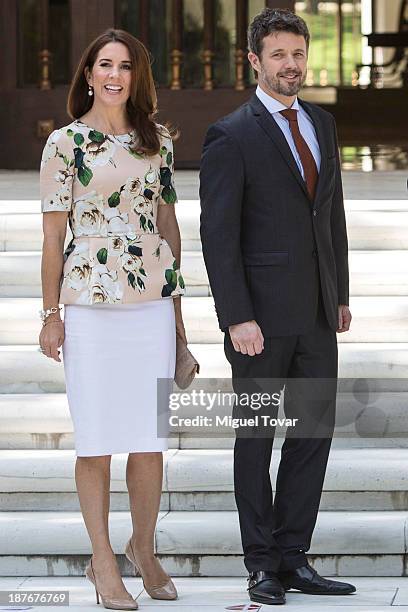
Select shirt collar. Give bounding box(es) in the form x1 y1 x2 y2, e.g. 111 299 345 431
256 84 300 115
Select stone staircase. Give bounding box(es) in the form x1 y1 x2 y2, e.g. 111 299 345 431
0 192 408 577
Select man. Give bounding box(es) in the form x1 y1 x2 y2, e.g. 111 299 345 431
200 8 355 606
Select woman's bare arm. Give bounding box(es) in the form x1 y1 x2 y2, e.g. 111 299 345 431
39 211 68 361
157 204 186 343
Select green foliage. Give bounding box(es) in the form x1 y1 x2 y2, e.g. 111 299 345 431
74 133 84 146
77 164 93 187
298 9 362 85
96 248 107 264
108 192 120 207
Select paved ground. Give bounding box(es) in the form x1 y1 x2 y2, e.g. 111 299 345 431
0 577 407 611
0 170 407 201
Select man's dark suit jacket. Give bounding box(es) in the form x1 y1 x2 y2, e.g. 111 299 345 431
199 93 349 337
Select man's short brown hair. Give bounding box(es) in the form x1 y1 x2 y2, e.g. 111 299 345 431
248 7 310 58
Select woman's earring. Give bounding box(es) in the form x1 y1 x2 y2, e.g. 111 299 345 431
88 85 93 97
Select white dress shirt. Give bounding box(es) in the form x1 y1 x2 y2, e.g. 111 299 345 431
256 85 321 179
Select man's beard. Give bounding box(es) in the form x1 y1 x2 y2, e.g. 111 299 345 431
260 66 306 97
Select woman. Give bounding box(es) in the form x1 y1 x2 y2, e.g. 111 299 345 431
39 29 186 610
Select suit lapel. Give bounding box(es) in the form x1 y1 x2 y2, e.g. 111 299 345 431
249 94 328 208
249 94 310 202
298 98 328 208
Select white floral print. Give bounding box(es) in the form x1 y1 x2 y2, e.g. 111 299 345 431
40 121 185 304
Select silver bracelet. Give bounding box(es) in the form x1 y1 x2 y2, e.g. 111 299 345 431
39 306 62 322
42 319 63 328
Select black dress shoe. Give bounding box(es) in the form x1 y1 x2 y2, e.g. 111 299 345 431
247 570 286 605
278 563 356 595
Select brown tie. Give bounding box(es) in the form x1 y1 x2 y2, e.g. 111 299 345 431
280 108 318 200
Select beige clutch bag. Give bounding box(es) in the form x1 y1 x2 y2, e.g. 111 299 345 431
174 333 200 389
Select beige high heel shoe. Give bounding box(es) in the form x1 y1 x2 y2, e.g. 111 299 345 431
125 538 178 600
85 557 139 610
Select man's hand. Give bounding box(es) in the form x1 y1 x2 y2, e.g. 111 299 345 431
229 320 264 356
337 305 352 333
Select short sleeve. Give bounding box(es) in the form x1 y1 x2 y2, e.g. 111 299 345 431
40 129 75 212
157 126 178 205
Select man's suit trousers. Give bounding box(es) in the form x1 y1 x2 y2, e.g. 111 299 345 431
224 293 338 572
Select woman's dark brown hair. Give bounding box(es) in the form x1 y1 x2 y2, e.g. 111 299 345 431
67 29 165 155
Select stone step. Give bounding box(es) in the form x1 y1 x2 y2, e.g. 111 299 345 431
0 343 407 394
0 250 208 298
345 200 408 211
2 167 408 199
1 250 408 298
5 199 408 214
3 432 408 453
0 510 406 576
1 448 407 512
0 390 407 450
1 296 408 345
2 201 408 251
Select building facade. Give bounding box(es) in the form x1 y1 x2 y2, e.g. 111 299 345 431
0 0 407 168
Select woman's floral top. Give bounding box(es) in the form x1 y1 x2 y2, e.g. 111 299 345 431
40 119 185 305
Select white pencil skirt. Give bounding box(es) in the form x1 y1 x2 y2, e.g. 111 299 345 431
62 299 176 457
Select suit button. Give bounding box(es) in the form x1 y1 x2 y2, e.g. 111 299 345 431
313 209 317 217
